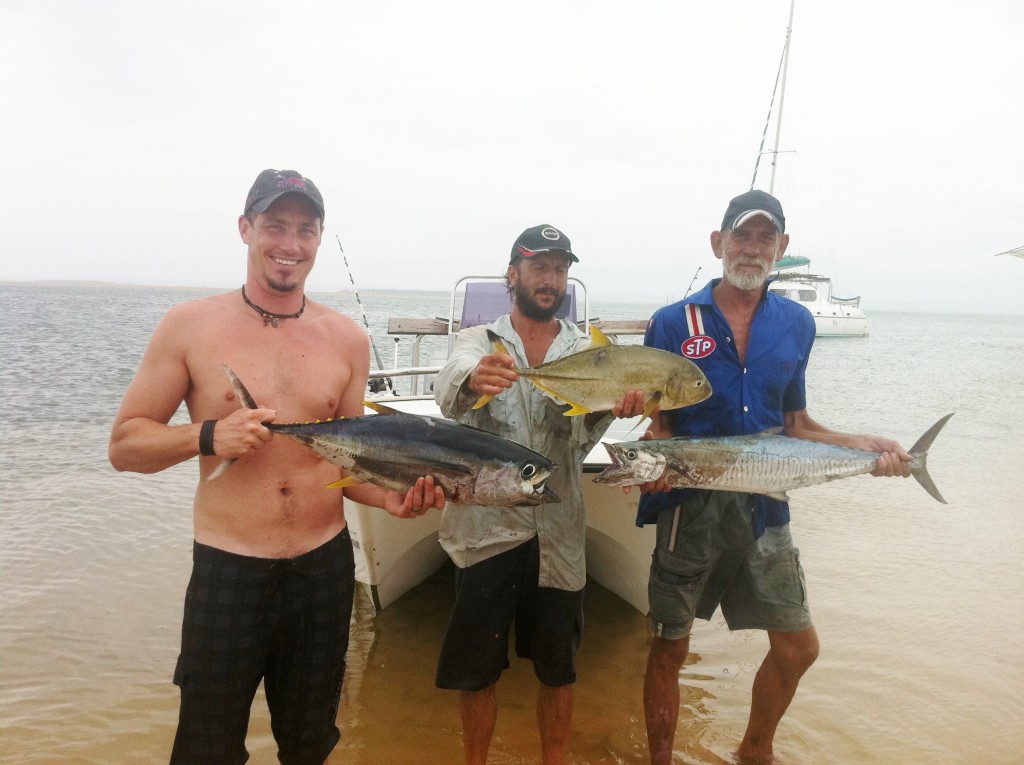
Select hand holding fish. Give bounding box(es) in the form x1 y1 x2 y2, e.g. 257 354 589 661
378 475 446 519
860 436 913 478
467 351 519 398
611 390 648 419
205 407 277 458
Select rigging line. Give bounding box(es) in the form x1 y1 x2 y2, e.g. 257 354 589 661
336 236 395 395
750 43 787 191
751 0 797 192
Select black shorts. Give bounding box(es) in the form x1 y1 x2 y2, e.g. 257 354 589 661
170 529 355 765
435 536 584 691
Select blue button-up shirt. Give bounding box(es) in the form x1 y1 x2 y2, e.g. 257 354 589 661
636 279 816 535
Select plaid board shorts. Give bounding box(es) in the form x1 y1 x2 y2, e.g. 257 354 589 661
648 491 812 640
170 529 355 765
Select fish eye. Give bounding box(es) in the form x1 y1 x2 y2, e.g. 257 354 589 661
521 464 537 479
695 380 704 387
625 449 638 460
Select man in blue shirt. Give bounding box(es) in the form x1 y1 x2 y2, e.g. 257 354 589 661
638 190 912 764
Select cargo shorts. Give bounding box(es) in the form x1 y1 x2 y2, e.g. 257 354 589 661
648 491 812 640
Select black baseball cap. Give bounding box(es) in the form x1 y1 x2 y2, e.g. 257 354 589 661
244 169 325 221
509 224 578 264
721 189 785 233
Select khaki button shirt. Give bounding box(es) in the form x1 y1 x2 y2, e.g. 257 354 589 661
434 314 612 591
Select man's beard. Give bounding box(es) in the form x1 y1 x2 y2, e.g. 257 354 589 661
724 258 773 292
266 277 300 293
513 282 566 321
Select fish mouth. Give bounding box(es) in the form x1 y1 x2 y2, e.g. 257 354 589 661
592 449 625 485
536 481 560 503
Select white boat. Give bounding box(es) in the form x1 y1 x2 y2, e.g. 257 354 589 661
344 276 656 614
768 256 869 337
752 0 868 339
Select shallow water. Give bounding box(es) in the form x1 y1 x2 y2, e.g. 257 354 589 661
2 284 1022 763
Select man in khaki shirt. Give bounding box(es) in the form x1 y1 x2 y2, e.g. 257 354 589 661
433 224 645 765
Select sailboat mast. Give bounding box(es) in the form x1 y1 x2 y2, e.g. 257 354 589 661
768 0 797 194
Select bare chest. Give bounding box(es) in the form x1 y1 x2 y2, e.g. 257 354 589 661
188 322 351 421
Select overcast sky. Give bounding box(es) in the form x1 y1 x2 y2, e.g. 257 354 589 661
3 0 1022 313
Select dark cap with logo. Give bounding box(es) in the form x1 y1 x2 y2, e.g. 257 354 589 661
244 169 325 221
721 189 785 233
509 224 578 264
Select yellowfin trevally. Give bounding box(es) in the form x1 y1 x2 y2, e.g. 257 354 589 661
473 325 712 421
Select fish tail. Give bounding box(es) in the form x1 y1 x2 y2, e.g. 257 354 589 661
908 413 954 504
473 332 511 410
206 457 236 481
206 365 259 482
486 329 511 357
221 364 259 409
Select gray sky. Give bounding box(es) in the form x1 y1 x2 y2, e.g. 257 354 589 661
3 0 1022 313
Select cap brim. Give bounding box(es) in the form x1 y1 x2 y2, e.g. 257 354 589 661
512 248 579 263
249 190 325 219
731 210 782 232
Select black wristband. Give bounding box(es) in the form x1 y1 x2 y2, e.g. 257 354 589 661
199 419 217 456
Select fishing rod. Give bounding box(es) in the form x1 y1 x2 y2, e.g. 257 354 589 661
683 266 702 298
336 235 394 395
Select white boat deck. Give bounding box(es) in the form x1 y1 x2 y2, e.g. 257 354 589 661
345 277 656 613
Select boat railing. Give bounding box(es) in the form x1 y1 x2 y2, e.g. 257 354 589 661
367 365 440 401
831 295 861 307
372 274 646 398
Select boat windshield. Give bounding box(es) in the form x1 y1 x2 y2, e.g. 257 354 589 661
769 286 818 302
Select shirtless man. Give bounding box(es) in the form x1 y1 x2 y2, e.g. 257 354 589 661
109 169 444 765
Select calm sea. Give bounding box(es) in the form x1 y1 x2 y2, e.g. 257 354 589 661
1 283 1022 764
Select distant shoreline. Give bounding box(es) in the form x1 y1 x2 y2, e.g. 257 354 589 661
0 279 448 299
3 279 1021 315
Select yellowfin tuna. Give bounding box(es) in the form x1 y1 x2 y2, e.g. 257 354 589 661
210 366 561 506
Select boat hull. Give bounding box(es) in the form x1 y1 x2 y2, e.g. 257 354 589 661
769 273 869 337
812 311 869 337
345 404 656 612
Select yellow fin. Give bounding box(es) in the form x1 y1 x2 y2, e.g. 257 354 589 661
326 475 362 489
642 391 663 421
486 329 512 357
526 377 579 409
562 402 593 416
475 330 515 409
363 401 399 415
588 325 613 348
